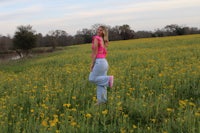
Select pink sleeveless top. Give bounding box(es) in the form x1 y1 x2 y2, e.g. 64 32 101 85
92 36 107 58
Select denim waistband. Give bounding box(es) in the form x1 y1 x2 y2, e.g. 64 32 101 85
96 58 106 60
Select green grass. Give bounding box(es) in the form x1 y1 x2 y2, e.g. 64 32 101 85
0 34 200 133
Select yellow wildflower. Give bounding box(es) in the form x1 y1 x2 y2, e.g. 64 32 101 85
71 108 77 112
102 109 108 115
53 114 58 118
133 124 137 129
53 117 59 123
30 109 34 113
41 120 48 127
60 113 64 117
68 116 73 121
123 114 128 118
49 120 56 127
195 112 200 117
85 113 92 118
166 108 174 113
56 130 60 133
72 96 76 100
70 121 77 126
117 102 122 106
129 88 135 92
150 118 156 123
120 128 126 133
93 96 97 102
40 113 44 118
117 95 121 98
188 102 196 107
63 103 71 108
179 100 187 107
159 73 163 77
118 106 123 111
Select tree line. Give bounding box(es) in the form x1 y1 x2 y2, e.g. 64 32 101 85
0 23 200 56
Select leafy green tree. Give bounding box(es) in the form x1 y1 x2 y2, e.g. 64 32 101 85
13 25 37 57
165 24 184 35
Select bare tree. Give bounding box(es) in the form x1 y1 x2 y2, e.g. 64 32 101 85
119 24 134 40
73 34 84 44
0 35 12 52
75 28 93 43
108 26 122 41
48 30 74 48
135 31 152 38
36 33 43 47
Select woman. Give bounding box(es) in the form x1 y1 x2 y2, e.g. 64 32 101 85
89 26 114 105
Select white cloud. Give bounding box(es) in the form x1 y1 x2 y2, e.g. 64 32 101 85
0 5 43 21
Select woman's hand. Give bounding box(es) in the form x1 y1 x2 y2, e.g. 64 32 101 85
105 41 108 47
90 63 94 72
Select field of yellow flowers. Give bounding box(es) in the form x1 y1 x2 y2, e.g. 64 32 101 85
0 34 200 133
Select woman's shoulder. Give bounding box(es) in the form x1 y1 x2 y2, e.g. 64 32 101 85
93 35 101 41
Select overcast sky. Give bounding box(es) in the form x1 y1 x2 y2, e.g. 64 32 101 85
0 0 199 36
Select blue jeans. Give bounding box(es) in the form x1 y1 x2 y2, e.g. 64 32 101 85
89 58 110 104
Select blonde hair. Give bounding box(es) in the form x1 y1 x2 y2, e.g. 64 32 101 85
99 26 109 43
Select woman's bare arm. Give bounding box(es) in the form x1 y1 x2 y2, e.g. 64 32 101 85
90 38 98 71
104 41 108 47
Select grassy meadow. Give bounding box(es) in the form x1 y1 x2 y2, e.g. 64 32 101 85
0 34 200 133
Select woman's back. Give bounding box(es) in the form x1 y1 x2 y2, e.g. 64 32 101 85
92 35 107 58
